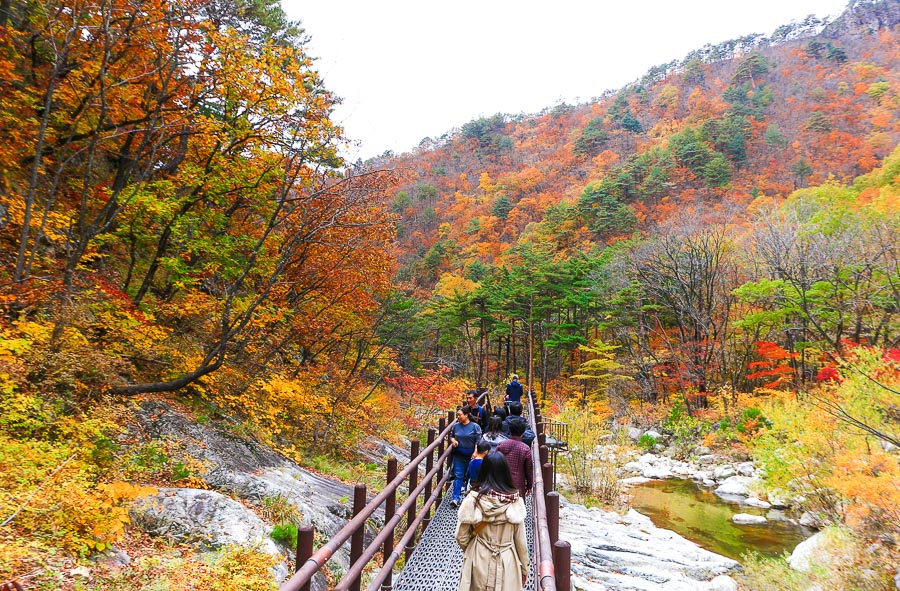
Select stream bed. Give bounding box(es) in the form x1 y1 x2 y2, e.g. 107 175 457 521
628 478 813 561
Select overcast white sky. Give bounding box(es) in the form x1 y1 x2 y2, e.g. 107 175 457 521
281 1 850 161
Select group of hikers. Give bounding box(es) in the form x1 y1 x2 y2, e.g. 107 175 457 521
450 375 535 591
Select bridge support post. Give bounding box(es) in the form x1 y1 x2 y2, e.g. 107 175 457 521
423 429 435 527
553 540 571 591
295 525 314 589
546 491 559 547
350 484 366 591
405 439 420 562
382 457 398 591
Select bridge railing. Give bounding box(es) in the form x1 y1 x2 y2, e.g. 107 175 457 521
279 390 571 591
527 392 571 591
279 416 455 591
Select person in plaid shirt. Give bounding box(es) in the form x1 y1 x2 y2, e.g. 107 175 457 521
496 418 532 497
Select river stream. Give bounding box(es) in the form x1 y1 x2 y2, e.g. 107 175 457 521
628 478 813 561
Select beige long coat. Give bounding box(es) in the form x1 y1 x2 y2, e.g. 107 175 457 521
455 490 529 591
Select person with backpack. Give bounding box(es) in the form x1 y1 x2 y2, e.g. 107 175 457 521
455 452 529 591
504 374 524 409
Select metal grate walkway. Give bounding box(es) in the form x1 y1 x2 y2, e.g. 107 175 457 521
394 494 534 591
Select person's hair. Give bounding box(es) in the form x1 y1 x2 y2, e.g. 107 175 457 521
476 451 516 495
476 440 491 454
508 417 527 437
465 389 477 399
493 406 508 420
512 374 519 380
508 401 523 416
457 405 472 418
486 416 504 435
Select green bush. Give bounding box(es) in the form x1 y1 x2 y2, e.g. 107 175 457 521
638 433 658 451
736 407 772 434
270 523 298 548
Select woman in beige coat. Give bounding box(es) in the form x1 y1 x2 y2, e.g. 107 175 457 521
455 452 529 591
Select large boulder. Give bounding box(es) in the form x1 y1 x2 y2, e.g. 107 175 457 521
131 487 279 552
131 488 288 581
133 401 365 538
787 531 828 572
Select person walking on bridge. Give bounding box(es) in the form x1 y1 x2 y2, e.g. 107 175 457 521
450 405 482 507
504 374 524 410
496 419 533 498
455 452 529 591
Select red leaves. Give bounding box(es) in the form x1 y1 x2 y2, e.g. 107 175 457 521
747 341 798 388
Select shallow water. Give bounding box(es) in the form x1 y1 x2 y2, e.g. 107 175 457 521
628 478 813 561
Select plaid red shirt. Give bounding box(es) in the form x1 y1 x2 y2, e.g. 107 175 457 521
496 437 533 497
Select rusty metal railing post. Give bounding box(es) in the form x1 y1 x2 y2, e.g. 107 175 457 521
349 484 366 591
423 428 435 525
436 419 446 501
296 526 314 591
542 462 553 496
553 540 571 591
539 444 549 468
546 492 559 547
405 439 420 562
381 457 398 591
445 410 455 476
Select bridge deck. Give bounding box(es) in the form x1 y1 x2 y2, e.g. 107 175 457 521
395 494 534 591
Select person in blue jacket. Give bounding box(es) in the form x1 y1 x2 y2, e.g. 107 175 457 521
505 374 524 409
466 440 492 488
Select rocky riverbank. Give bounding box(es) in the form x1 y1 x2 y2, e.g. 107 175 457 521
560 498 741 591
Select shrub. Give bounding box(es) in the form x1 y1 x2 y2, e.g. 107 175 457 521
638 433 658 451
736 407 772 435
270 523 298 548
260 494 302 527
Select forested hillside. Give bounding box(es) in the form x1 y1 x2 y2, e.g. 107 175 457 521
374 2 900 586
0 0 898 588
377 0 900 398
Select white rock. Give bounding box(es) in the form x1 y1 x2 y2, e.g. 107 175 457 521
131 488 287 581
643 466 675 479
713 466 735 480
742 497 771 509
623 461 644 473
787 531 828 572
704 575 738 591
628 427 643 440
767 489 791 509
732 513 767 524
703 479 716 487
560 502 740 591
799 511 822 528
696 454 718 465
645 430 662 440
715 476 755 497
736 462 756 477
621 476 653 486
